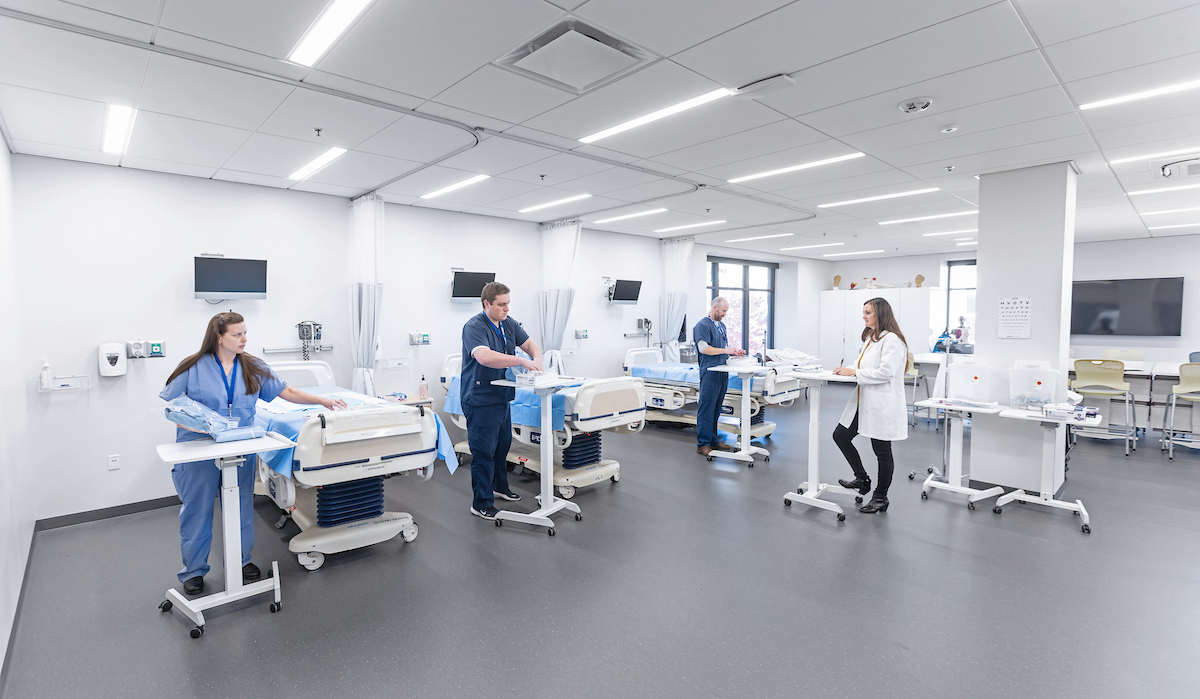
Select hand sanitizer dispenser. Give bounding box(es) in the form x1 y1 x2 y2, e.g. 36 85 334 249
99 343 127 377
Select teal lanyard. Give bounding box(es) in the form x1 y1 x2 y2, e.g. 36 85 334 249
218 355 238 417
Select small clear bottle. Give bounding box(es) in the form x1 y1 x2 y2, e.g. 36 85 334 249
418 375 428 399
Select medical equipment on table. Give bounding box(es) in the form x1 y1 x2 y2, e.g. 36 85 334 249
162 394 266 442
441 354 646 500
253 361 446 571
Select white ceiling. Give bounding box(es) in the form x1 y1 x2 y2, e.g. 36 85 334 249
1 0 1199 262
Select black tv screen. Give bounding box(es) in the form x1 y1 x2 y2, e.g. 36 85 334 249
194 257 267 300
612 279 642 303
1071 277 1183 336
452 271 496 299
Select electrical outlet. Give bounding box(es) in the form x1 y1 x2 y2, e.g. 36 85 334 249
575 328 588 339
562 346 576 356
107 454 120 471
385 357 408 368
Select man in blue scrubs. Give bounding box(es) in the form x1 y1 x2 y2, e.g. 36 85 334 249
461 282 544 520
693 296 746 457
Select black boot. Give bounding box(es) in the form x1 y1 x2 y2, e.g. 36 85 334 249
859 497 889 514
838 477 871 495
182 576 204 596
242 562 262 583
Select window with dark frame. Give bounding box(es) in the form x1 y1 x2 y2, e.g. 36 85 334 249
706 256 777 358
946 259 977 347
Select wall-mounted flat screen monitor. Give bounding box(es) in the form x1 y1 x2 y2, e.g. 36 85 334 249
1071 277 1183 336
194 257 267 300
452 271 496 299
610 279 642 305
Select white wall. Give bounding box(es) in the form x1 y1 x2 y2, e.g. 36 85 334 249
829 251 975 291
12 156 353 520
0 143 31 675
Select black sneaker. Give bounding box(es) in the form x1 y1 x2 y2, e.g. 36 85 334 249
470 506 500 520
242 562 262 583
493 490 522 502
182 576 204 596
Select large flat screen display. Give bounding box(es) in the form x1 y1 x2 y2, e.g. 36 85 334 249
194 257 267 300
610 279 642 304
451 271 496 299
1071 277 1183 336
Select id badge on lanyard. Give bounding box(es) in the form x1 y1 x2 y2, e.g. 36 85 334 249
491 320 508 352
220 356 240 428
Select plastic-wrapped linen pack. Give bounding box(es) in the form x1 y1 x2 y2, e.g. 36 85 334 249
163 395 265 442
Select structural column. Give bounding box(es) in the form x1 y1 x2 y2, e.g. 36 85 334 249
970 162 1077 492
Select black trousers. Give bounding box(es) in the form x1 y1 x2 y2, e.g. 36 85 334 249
832 411 894 499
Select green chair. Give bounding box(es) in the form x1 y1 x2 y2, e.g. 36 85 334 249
1071 359 1137 457
1163 363 1200 460
904 352 930 427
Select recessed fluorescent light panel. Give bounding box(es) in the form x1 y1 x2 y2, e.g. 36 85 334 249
288 147 347 181
824 250 884 257
578 88 732 144
1109 146 1200 166
288 0 374 67
725 233 793 243
518 193 592 213
780 242 845 251
654 220 727 233
420 174 490 199
922 229 978 237
956 241 977 246
727 153 865 184
102 105 136 154
1140 207 1200 216
1147 223 1200 230
879 210 977 225
1127 183 1200 196
817 188 939 208
954 238 975 241
1079 78 1200 110
593 208 668 224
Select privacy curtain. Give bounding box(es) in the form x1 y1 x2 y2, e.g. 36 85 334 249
350 194 385 394
660 236 694 362
539 218 582 374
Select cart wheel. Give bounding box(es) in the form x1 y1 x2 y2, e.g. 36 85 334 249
764 456 770 462
298 551 325 571
1073 510 1079 516
190 626 204 639
548 528 556 536
706 456 713 461
269 602 281 613
1081 524 1091 534
611 472 620 483
456 453 465 467
797 488 805 495
557 485 576 500
967 501 975 510
495 519 502 527
836 513 846 521
402 524 418 543
908 473 915 480
158 600 172 613
748 462 754 468
855 496 863 503
784 497 791 506
993 506 1002 514
920 492 928 500
575 513 582 521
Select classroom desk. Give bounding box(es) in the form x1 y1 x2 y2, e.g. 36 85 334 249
914 399 1005 507
706 364 773 465
782 371 861 521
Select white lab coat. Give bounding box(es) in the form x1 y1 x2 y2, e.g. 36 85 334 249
838 330 909 441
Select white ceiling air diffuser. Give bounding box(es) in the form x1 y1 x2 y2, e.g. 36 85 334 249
1151 155 1200 181
496 19 656 95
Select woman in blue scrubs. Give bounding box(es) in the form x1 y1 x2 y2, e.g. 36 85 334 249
160 312 346 596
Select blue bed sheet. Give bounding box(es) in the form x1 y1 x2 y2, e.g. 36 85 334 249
629 362 763 393
254 386 456 478
443 374 582 431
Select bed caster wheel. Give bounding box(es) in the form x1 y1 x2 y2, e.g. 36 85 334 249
855 496 863 503
967 501 975 510
190 626 204 639
993 506 1002 514
269 602 281 613
784 497 791 506
158 600 172 613
836 513 846 522
1081 524 1091 534
575 513 582 521
557 486 575 500
494 519 502 527
548 528 556 536
611 472 620 483
298 551 325 571
920 492 928 500
402 524 418 543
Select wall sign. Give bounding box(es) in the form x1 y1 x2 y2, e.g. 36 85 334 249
998 296 1032 339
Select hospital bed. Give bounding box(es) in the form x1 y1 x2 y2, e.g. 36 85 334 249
254 361 440 571
622 348 809 440
440 354 646 499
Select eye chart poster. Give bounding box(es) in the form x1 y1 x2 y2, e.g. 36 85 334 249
998 296 1032 339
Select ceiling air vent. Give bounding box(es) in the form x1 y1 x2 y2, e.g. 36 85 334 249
495 19 657 95
1150 155 1200 181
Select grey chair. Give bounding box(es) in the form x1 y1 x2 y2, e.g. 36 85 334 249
1190 351 1200 362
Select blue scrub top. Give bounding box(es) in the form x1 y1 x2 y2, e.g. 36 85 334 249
693 316 729 372
160 354 287 443
461 312 529 406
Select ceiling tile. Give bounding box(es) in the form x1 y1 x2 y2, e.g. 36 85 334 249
875 113 1090 168
1042 5 1200 82
574 0 793 57
586 97 785 159
415 100 514 132
124 111 253 167
499 124 582 151
485 187 627 216
1015 0 1199 46
257 89 403 149
301 71 426 111
158 0 328 59
430 177 544 207
436 135 557 175
431 65 575 124
1062 48 1200 106
0 16 149 104
901 135 1096 180
376 164 479 198
356 115 477 163
137 54 294 131
649 119 827 173
412 198 474 213
120 155 218 179
673 0 996 91
12 139 120 165
152 29 311 81
0 83 104 150
212 169 294 189
1092 113 1200 151
556 167 662 195
498 152 614 186
221 132 330 178
316 0 563 99
289 180 361 198
305 150 423 191
770 169 921 205
600 178 698 204
699 142 891 189
0 0 155 41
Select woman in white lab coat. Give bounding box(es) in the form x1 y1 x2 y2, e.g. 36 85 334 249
832 297 909 513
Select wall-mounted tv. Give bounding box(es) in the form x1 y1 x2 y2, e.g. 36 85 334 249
1071 277 1184 336
609 280 642 305
195 257 267 300
452 271 496 299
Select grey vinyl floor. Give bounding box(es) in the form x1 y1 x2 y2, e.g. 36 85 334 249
5 385 1200 699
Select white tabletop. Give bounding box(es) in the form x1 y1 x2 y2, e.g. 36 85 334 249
492 378 580 393
790 370 859 384
708 364 772 375
1153 362 1184 378
999 408 1102 427
156 432 294 465
915 398 1003 414
913 353 946 365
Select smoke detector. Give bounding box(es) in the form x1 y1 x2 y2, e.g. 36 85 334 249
495 19 656 95
899 97 933 114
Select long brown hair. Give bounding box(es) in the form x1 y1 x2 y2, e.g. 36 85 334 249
861 297 908 348
165 312 273 395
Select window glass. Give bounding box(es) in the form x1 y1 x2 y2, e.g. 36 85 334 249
748 265 770 290
949 263 977 289
748 291 771 357
723 290 744 351
718 263 742 289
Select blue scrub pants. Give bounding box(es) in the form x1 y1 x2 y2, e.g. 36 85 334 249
697 371 729 447
462 402 512 511
171 455 256 582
